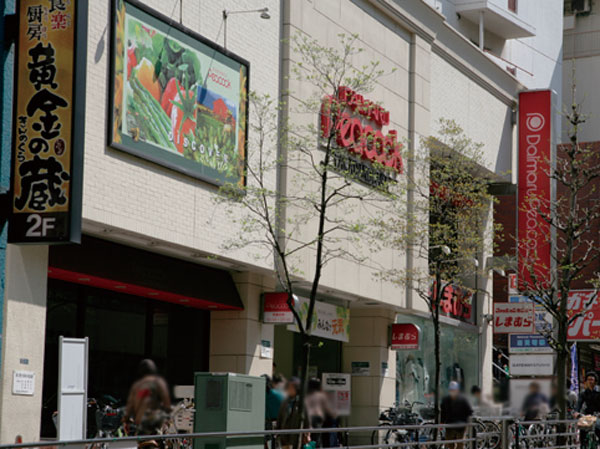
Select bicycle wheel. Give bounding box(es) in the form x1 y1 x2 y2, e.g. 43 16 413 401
371 423 391 448
483 420 501 449
385 428 408 449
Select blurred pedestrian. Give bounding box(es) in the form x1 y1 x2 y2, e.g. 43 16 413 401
305 378 336 447
521 382 549 421
264 375 285 426
470 385 493 416
277 377 309 449
123 359 171 438
273 373 287 392
441 381 473 449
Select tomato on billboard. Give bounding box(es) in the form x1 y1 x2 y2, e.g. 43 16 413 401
109 0 249 186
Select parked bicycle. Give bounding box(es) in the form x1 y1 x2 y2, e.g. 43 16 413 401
371 401 433 448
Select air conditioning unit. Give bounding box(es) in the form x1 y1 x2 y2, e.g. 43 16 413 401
572 0 591 14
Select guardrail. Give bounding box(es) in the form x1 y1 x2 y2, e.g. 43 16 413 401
0 417 580 449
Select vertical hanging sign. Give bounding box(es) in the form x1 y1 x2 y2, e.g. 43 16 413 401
518 90 553 290
9 0 87 244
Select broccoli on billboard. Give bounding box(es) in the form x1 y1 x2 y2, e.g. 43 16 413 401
109 0 248 186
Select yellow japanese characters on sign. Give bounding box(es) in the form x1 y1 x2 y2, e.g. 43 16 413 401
11 0 76 242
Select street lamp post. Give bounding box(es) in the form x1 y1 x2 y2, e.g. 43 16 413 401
222 7 270 50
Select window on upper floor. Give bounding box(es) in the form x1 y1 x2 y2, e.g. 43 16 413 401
565 0 591 15
508 0 518 13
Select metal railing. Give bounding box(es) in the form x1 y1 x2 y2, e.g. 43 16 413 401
0 417 581 449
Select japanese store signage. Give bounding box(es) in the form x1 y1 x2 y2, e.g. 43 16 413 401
109 0 249 186
509 354 554 376
509 334 553 354
508 273 518 294
288 297 349 342
390 323 421 350
567 289 600 341
10 0 87 243
493 303 535 334
439 284 475 325
320 86 403 189
322 373 351 416
509 295 552 333
518 90 553 290
262 292 296 324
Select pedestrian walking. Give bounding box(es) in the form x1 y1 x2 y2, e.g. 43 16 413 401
277 377 310 449
441 381 473 449
521 381 549 421
305 378 337 448
574 372 600 442
123 359 171 441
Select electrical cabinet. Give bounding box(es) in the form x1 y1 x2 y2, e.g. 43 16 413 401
193 373 266 449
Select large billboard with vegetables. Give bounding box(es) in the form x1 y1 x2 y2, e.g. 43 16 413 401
109 0 248 186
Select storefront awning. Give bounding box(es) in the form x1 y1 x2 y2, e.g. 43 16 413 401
48 236 243 311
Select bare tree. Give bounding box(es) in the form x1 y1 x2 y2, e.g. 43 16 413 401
521 81 600 419
375 119 498 423
218 33 398 433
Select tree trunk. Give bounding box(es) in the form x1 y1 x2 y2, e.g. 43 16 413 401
433 307 441 424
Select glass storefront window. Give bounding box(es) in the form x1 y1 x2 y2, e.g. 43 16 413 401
395 314 479 405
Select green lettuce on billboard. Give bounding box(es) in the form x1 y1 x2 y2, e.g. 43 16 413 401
109 0 248 185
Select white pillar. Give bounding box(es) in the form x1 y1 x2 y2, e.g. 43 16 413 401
479 10 485 51
0 245 49 443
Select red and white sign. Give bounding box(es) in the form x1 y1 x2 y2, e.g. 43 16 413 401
518 90 553 290
494 303 535 334
508 273 518 294
439 284 474 324
322 373 351 416
390 323 421 350
567 289 600 341
320 86 404 173
262 292 295 324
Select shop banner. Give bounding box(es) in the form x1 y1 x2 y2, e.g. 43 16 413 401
262 292 296 324
509 354 554 376
287 297 349 342
570 344 579 393
439 284 475 325
508 273 518 294
567 289 600 341
518 90 553 290
494 303 535 334
109 0 248 186
390 323 421 350
509 334 552 354
509 295 552 333
322 373 351 416
10 0 87 243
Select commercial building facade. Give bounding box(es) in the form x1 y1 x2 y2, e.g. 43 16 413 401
0 0 561 442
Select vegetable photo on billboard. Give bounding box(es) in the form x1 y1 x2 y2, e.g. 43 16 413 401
108 0 248 186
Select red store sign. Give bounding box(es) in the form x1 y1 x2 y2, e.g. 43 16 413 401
319 86 404 174
390 323 421 350
262 292 296 324
518 90 553 290
494 303 535 334
567 290 600 341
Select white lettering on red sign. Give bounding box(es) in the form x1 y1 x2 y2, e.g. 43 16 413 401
319 86 403 174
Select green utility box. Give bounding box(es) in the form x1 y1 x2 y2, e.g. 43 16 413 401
193 373 266 449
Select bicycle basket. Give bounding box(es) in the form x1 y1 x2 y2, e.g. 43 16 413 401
578 415 597 429
418 406 436 420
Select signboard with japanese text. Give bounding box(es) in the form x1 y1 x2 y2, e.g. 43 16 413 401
509 334 553 354
109 0 249 186
567 289 600 341
262 292 296 324
10 0 87 243
509 295 552 333
287 297 349 342
518 90 553 290
322 373 351 416
12 370 35 395
508 273 518 294
439 284 475 325
509 354 554 376
494 303 535 334
390 323 421 350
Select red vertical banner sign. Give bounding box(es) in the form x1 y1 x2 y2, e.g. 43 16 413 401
518 90 553 290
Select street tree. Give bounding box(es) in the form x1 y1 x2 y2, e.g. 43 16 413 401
374 119 498 423
217 33 398 431
520 82 600 420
